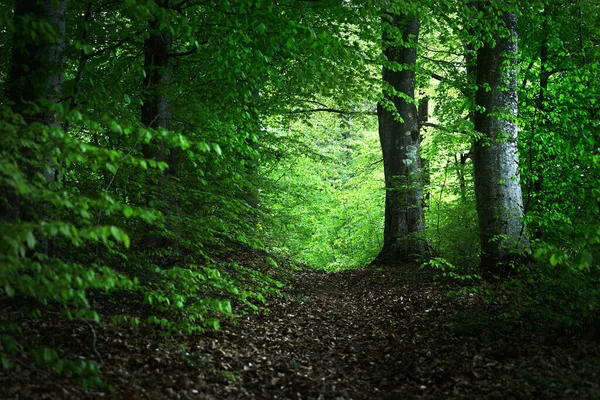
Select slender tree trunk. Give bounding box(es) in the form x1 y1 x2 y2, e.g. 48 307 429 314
473 10 530 276
376 13 426 263
538 7 550 119
140 13 180 260
245 94 262 228
530 6 550 239
418 96 431 207
142 21 173 133
3 0 67 230
454 153 468 203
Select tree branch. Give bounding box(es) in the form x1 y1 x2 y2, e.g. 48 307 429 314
430 73 445 82
289 108 376 115
167 47 198 58
84 36 131 60
421 122 470 136
428 71 473 98
167 41 208 58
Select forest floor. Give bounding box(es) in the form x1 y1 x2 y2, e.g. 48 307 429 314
2 263 600 399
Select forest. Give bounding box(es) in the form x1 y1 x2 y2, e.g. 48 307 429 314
0 0 599 398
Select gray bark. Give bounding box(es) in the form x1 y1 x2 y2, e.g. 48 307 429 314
473 11 530 276
376 13 426 263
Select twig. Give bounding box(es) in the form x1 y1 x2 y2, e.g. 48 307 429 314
84 320 103 365
103 138 140 193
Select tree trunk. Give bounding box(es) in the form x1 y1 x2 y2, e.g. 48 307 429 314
376 13 426 263
418 96 431 208
7 0 67 128
473 10 530 276
142 21 173 133
531 6 550 239
454 153 468 203
140 12 179 256
3 0 67 228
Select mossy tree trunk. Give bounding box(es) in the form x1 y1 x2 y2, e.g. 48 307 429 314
376 12 426 263
473 9 530 276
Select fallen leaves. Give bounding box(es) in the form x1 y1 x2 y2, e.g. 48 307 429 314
1 263 599 399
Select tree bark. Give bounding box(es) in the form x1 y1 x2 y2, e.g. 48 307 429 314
3 0 67 226
7 0 67 127
376 13 426 263
140 8 184 261
473 10 530 276
142 21 173 133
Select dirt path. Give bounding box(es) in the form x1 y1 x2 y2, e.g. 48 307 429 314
185 265 599 399
2 265 599 399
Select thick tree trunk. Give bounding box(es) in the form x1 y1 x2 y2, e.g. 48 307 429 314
376 14 426 263
3 0 67 227
8 0 67 127
473 10 530 276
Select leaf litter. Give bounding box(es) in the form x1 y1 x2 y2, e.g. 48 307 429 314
1 263 599 399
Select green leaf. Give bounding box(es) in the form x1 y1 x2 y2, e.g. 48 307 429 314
4 284 15 297
1 355 13 369
110 226 130 248
110 120 123 134
212 143 223 156
198 142 210 152
123 205 133 218
55 359 65 374
43 347 57 363
177 134 190 150
1 335 18 353
25 231 36 249
211 319 220 330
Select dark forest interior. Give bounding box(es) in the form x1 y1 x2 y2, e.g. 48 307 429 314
1 0 599 398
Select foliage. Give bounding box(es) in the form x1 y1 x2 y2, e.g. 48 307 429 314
1 0 600 391
422 257 481 281
500 255 600 332
0 0 380 386
416 0 599 328
261 111 384 271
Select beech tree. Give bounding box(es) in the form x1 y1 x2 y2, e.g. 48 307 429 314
1 0 599 386
3 0 67 257
6 0 67 130
376 10 426 263
473 7 529 276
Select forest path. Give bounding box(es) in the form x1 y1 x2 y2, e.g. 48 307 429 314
187 265 599 399
3 264 599 399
